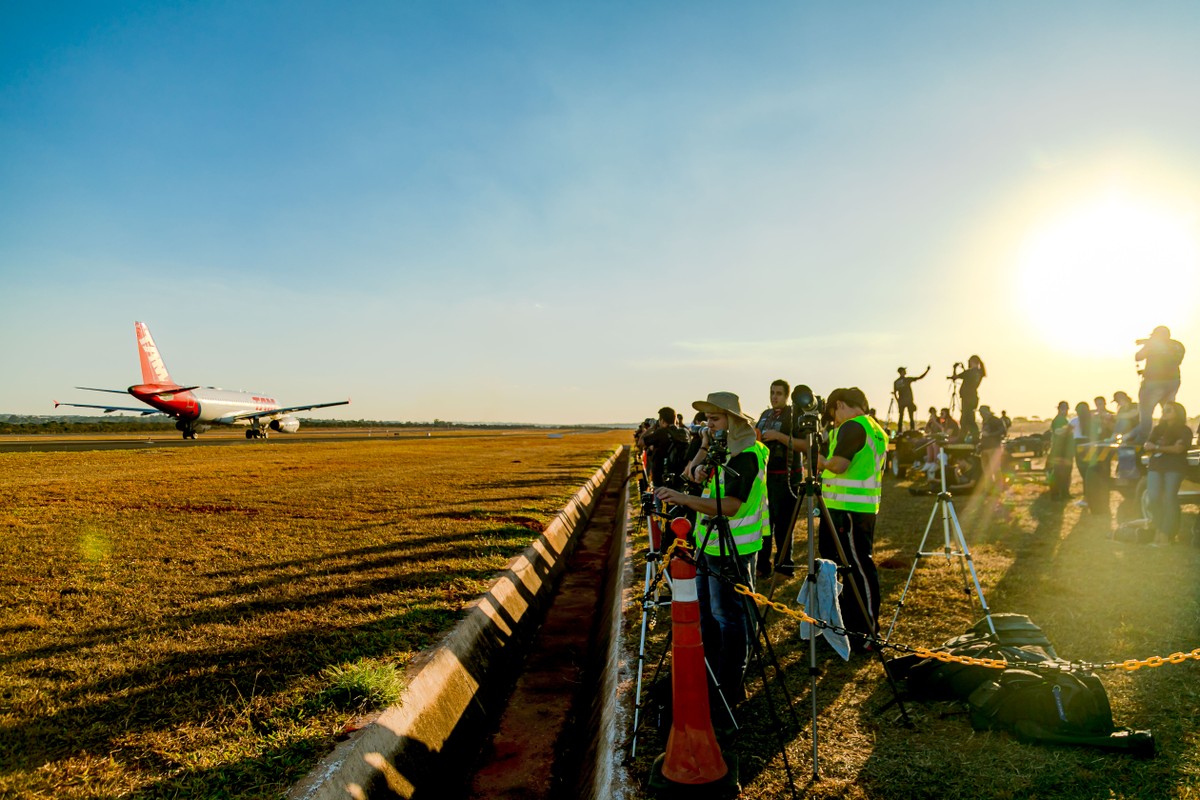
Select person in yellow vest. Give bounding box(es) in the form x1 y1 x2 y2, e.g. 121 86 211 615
654 391 770 716
816 387 888 653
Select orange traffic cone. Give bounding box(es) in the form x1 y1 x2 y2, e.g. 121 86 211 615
650 538 737 794
648 512 664 554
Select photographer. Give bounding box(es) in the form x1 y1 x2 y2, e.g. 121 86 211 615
893 365 930 434
816 387 888 652
654 391 769 716
638 406 690 490
755 379 799 578
1133 326 1186 444
949 355 986 443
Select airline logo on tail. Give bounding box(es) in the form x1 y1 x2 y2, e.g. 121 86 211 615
136 321 173 386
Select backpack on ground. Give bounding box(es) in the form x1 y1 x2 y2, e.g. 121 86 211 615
888 614 1155 756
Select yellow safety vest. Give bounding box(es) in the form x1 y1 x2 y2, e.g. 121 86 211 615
822 415 888 514
698 441 771 556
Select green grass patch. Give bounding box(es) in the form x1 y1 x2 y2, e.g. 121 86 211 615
318 659 405 711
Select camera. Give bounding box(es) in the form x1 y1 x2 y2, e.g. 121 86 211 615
704 429 730 466
790 384 824 436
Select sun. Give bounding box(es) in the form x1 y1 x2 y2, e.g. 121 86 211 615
1015 190 1199 356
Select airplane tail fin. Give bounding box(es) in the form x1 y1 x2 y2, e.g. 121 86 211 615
135 321 176 386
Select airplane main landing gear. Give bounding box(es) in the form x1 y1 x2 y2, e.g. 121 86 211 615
246 428 269 440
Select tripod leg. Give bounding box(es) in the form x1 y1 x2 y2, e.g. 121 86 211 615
631 559 656 757
945 501 996 635
885 498 942 640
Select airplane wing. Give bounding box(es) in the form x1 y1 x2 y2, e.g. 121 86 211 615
226 399 351 423
54 400 164 416
77 386 132 395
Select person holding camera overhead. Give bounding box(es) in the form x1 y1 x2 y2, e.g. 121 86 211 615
1133 326 1186 444
950 355 986 443
654 391 770 716
816 387 889 652
893 365 930 433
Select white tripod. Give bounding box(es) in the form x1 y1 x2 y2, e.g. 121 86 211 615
886 435 996 640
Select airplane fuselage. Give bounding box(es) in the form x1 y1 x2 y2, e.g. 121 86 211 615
128 384 280 425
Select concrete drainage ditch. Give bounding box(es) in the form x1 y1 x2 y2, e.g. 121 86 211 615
288 445 633 800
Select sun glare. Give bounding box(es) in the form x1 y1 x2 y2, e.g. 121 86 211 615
1016 191 1199 356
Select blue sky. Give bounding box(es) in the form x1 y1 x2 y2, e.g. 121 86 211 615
4 2 1200 423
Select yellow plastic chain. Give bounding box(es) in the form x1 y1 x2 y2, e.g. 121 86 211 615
728 583 1200 674
639 516 1200 674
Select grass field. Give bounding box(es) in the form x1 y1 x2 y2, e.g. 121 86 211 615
0 432 627 799
624 454 1200 799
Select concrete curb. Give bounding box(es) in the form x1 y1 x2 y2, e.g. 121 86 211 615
288 446 624 800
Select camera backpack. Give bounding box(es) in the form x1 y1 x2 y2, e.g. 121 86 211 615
889 614 1155 756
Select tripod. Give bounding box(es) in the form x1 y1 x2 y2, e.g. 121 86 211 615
763 389 911 781
630 496 739 758
886 435 996 640
630 493 672 758
692 453 801 794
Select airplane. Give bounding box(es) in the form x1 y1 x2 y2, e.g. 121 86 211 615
55 321 350 439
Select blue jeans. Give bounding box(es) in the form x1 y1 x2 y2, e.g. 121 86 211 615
696 549 756 713
1135 379 1180 443
1145 469 1184 539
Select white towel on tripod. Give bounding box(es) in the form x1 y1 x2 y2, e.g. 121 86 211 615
796 559 850 661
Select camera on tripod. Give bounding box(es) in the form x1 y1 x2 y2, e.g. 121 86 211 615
703 429 730 466
790 384 824 435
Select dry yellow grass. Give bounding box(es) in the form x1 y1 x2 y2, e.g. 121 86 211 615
0 432 627 799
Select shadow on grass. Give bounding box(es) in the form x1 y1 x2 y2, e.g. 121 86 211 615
1 525 539 669
0 545 547 785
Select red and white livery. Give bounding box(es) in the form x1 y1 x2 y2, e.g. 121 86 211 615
56 322 350 439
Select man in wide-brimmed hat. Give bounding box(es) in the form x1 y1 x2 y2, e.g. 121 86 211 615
655 390 770 719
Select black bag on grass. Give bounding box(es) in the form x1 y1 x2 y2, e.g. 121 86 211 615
967 668 1154 756
889 614 1155 756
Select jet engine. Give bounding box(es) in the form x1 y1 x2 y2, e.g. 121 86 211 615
269 416 300 433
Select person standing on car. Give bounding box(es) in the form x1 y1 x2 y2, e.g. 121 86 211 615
892 365 930 434
1133 326 1186 443
816 387 888 652
950 355 986 443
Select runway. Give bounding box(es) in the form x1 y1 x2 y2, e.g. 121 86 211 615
0 428 605 453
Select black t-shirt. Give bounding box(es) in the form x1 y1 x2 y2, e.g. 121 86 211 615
1148 421 1192 472
829 419 867 461
979 415 1006 450
711 449 759 504
959 368 983 401
1140 339 1185 381
893 376 916 406
641 425 673 485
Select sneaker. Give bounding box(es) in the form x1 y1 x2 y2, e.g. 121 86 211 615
774 564 795 578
